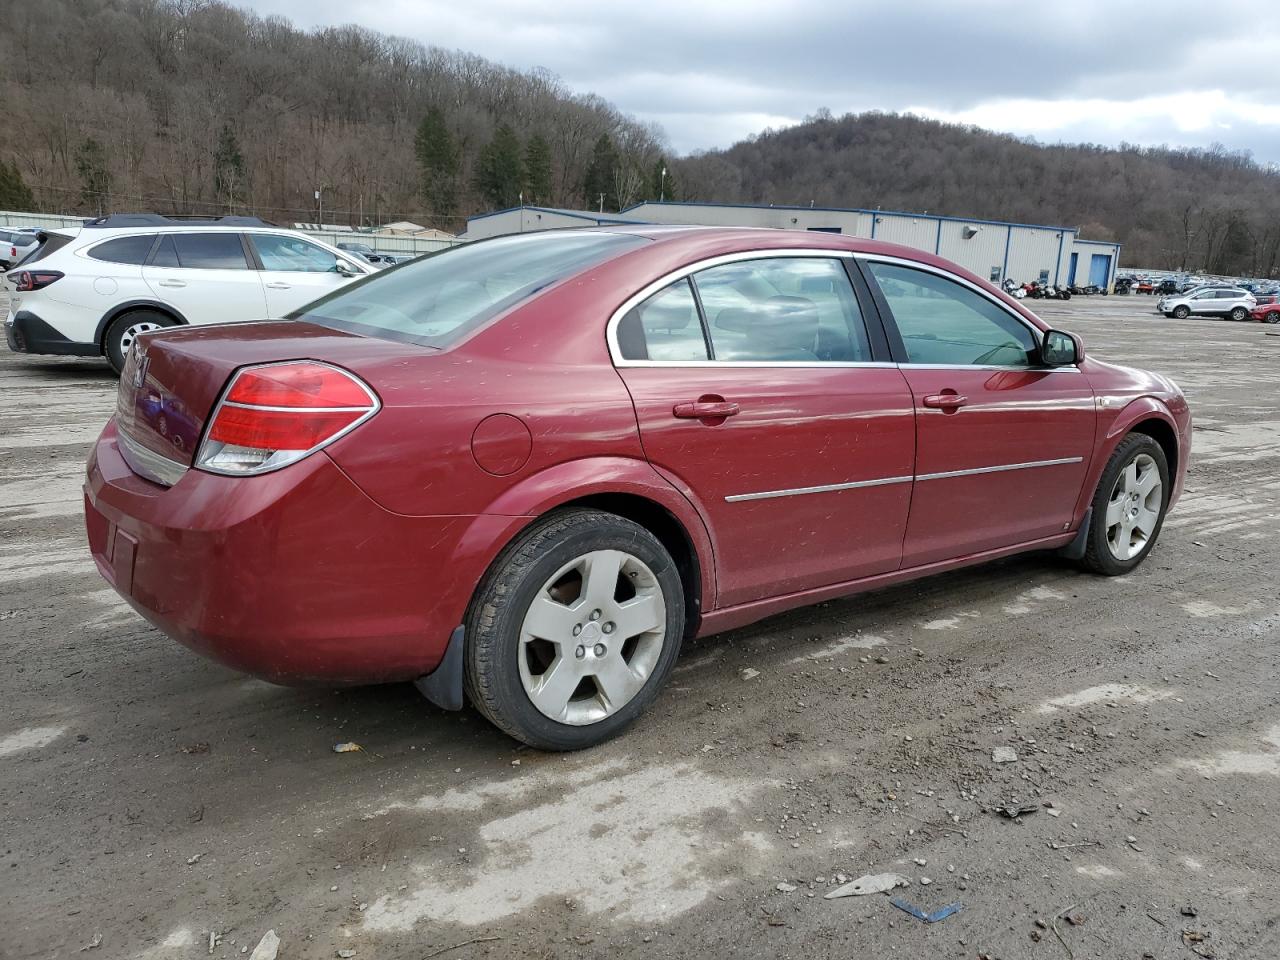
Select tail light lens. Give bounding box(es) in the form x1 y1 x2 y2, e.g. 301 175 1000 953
196 361 379 476
14 270 63 292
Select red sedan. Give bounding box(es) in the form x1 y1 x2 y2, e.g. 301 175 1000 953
85 227 1191 749
1250 302 1280 324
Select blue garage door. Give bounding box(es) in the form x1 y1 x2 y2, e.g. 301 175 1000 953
1089 253 1111 287
1068 253 1079 285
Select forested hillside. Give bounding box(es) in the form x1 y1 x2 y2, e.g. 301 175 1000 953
1 1 1277 273
680 111 1280 275
0 0 673 231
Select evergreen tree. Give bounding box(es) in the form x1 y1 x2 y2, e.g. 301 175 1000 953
648 157 676 202
524 134 552 205
414 108 459 217
0 160 35 210
583 134 618 211
75 138 112 215
473 124 523 210
213 124 246 211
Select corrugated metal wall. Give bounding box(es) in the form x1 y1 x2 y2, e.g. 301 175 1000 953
1004 226 1070 286
625 203 1075 285
937 221 1009 281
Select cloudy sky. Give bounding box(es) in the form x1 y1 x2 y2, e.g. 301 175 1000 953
252 0 1280 162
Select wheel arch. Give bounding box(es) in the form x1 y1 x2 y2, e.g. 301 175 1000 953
94 300 189 348
1127 416 1179 479
556 491 704 639
469 457 717 637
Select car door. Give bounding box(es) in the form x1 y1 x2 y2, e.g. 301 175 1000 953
248 232 366 317
860 257 1096 567
613 253 915 608
142 232 266 325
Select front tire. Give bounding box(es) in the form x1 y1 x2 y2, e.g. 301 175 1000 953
1230 306 1248 322
1172 305 1190 319
1079 434 1170 576
104 310 175 375
1265 311 1280 324
464 509 685 750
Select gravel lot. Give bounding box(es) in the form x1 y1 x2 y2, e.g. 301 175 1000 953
3 294 1279 960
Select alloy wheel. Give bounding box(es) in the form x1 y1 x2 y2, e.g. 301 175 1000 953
1105 453 1163 561
518 549 666 725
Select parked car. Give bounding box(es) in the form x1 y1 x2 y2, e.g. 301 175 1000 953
1250 302 1280 324
1157 287 1256 320
84 227 1191 750
0 228 39 269
1154 280 1180 296
4 214 375 372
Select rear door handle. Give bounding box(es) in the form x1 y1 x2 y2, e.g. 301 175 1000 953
673 400 740 420
157 279 186 288
923 393 968 410
264 282 292 290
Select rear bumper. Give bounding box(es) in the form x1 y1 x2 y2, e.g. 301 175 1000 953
85 419 528 684
6 310 99 357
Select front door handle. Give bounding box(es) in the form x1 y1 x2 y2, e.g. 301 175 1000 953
673 399 740 421
923 393 968 410
264 281 292 290
156 279 186 288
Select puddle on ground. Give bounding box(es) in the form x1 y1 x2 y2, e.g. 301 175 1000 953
364 761 773 929
1035 683 1176 714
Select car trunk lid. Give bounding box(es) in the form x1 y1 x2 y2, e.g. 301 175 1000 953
114 320 426 485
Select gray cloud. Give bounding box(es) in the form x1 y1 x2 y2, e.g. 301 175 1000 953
248 0 1280 161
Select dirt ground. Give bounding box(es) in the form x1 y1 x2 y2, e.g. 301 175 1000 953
2 293 1279 960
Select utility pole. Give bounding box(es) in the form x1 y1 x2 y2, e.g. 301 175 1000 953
315 188 322 225
598 193 604 213
660 167 666 202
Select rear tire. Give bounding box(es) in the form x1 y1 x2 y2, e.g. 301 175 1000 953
104 310 175 375
1079 434 1170 576
1265 311 1280 324
1172 305 1190 319
464 509 685 750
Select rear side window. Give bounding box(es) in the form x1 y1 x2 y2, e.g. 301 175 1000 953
151 233 249 270
299 231 648 348
88 235 156 265
251 233 342 273
617 280 708 361
694 257 871 362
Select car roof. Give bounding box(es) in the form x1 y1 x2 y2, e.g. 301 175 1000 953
587 223 994 280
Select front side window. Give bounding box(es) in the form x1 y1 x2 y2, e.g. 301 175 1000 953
617 279 708 361
252 234 342 273
867 261 1037 367
299 231 648 348
694 257 871 362
150 233 248 270
88 235 156 265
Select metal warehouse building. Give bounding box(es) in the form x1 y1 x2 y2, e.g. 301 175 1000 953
463 205 647 239
462 200 1120 290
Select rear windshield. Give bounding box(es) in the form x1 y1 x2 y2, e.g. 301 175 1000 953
15 231 74 266
296 231 649 348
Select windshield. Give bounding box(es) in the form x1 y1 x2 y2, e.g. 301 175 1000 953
297 231 649 348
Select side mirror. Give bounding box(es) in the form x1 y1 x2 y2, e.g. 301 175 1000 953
334 258 358 277
1042 329 1081 366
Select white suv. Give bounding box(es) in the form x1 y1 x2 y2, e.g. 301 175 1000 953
3 215 376 373
1157 286 1256 321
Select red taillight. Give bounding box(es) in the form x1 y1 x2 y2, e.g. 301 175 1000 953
15 270 63 292
196 361 378 476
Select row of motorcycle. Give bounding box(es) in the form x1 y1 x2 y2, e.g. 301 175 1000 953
1000 278 1101 300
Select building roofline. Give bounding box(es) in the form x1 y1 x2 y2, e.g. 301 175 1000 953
620 200 1076 235
465 205 644 225
1071 238 1124 249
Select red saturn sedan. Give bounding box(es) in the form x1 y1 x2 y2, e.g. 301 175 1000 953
85 227 1191 749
